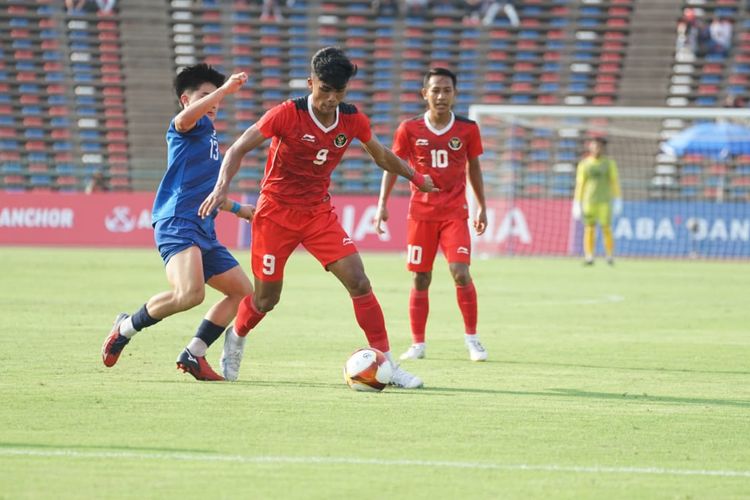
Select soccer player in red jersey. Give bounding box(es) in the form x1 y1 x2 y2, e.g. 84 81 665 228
198 47 436 387
374 67 489 362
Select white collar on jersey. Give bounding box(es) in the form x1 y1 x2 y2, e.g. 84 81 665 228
423 111 455 136
307 95 339 133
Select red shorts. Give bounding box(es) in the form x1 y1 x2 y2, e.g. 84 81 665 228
406 218 471 272
250 195 358 281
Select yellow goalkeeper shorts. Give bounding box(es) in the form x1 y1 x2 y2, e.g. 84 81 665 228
582 201 612 226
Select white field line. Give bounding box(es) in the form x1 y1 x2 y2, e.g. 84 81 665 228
1 448 749 478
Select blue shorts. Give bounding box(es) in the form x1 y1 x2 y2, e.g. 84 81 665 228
153 217 239 282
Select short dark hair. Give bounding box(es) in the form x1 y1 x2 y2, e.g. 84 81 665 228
423 67 457 89
591 137 608 146
174 63 225 101
311 47 358 90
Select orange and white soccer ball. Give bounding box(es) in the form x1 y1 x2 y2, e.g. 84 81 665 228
343 348 393 392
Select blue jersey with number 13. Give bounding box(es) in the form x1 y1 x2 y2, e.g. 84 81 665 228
152 115 222 234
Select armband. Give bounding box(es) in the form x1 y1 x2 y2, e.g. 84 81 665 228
230 201 241 214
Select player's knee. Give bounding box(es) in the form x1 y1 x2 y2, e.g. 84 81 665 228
413 272 431 290
450 266 471 286
254 293 279 313
347 275 371 296
174 287 205 310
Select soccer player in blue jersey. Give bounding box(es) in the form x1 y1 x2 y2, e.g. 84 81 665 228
101 64 254 381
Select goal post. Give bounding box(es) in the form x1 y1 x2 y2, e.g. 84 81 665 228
466 105 750 259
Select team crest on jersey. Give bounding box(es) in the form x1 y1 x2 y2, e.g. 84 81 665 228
448 137 463 151
334 134 348 148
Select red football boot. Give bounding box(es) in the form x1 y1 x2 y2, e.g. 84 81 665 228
102 313 130 367
176 348 224 381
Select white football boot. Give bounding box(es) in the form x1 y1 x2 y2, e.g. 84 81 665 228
399 343 426 360
465 335 488 362
220 326 246 381
389 365 424 389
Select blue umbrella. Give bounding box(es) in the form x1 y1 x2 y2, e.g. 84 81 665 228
662 121 750 160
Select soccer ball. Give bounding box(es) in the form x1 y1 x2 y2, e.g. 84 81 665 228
343 348 393 392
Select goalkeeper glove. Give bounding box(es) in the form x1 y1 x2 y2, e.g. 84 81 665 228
612 198 623 216
571 201 582 220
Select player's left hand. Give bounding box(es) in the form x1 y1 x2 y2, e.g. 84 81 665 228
612 198 623 216
237 204 255 222
419 174 440 193
199 189 227 219
473 206 487 235
373 204 389 235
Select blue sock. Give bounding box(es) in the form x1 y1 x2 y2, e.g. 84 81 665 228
195 319 225 347
131 304 161 331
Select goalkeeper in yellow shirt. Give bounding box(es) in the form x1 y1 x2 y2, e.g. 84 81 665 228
571 137 622 265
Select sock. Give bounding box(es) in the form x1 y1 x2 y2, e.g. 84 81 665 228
583 225 595 260
351 291 390 353
234 294 265 337
602 225 614 258
130 303 161 332
186 338 208 357
456 282 478 335
118 316 137 338
195 319 225 347
465 333 481 343
409 288 429 344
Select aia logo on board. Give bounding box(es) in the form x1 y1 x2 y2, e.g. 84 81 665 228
448 137 462 151
334 134 348 148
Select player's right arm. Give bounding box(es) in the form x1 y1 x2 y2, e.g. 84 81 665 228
198 125 267 219
374 172 398 235
174 72 247 133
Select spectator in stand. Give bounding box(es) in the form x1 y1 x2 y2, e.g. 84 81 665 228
65 0 87 13
482 0 520 27
462 0 484 24
676 8 699 61
405 0 429 17
85 170 107 194
724 94 746 108
261 0 283 21
709 17 733 56
95 0 116 14
371 0 403 18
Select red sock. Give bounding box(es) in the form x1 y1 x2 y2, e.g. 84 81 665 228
234 294 266 337
409 288 429 344
456 282 478 335
351 291 390 353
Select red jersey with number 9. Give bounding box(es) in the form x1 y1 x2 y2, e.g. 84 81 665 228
392 112 483 221
255 96 372 206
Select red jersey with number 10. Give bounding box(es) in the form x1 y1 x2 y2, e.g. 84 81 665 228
256 96 372 206
392 112 483 221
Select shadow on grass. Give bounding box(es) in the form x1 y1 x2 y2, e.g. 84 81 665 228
496 358 750 377
145 379 750 408
421 386 750 408
0 441 212 454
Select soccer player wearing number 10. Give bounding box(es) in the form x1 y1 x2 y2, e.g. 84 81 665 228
198 47 437 388
374 67 489 362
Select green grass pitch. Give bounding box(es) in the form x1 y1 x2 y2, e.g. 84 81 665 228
0 247 748 499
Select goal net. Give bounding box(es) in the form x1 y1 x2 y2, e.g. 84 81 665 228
467 105 750 259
